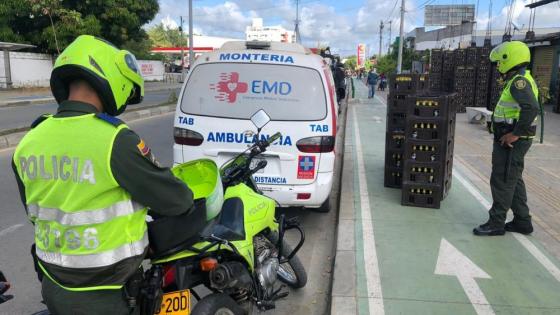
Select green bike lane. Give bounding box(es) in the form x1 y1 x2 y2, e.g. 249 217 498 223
339 81 560 315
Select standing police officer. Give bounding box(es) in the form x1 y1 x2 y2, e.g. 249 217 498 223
473 41 539 236
12 35 194 314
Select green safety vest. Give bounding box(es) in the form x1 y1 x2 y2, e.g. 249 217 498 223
13 114 148 291
493 70 539 129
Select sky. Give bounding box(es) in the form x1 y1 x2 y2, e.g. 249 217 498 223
152 0 560 57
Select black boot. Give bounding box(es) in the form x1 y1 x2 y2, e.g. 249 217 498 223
473 221 505 236
505 219 533 235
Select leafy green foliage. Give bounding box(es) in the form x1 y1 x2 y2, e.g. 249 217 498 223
0 0 159 55
147 23 188 48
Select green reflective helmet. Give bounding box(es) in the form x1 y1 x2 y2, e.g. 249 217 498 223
489 41 530 74
50 35 144 116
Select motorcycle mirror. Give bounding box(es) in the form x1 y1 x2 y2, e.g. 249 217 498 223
250 109 271 131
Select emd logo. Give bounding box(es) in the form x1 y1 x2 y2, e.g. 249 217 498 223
210 72 248 103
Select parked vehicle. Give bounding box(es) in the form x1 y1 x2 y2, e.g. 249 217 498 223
173 41 338 211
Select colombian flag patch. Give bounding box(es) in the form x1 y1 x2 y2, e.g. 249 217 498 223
137 139 151 156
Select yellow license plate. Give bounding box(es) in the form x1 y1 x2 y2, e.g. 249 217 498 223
155 289 191 315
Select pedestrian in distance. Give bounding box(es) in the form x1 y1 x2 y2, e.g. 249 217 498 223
366 68 379 99
11 35 195 314
473 41 540 236
378 72 387 91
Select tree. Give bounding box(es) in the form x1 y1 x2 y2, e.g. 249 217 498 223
344 55 357 70
376 55 397 75
147 23 188 48
0 0 159 55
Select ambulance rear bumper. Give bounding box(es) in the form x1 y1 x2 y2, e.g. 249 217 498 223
257 171 333 208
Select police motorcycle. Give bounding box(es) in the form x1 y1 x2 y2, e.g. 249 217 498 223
138 110 307 315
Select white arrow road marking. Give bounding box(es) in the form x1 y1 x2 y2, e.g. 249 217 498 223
0 223 24 238
352 108 384 314
454 169 560 283
435 238 495 315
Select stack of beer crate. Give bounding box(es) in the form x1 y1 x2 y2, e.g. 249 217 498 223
384 74 429 188
401 94 456 209
429 49 443 91
454 66 476 112
442 51 456 92
385 74 456 208
384 75 417 188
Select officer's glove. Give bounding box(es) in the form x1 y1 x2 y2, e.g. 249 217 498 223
0 282 13 304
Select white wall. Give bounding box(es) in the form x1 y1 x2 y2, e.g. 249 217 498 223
138 60 165 81
0 52 53 88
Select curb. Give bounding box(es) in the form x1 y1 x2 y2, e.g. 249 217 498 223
330 102 358 314
325 95 350 314
0 84 181 108
0 102 176 150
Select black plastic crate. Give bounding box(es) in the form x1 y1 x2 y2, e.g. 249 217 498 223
384 167 403 188
429 73 442 92
466 47 478 65
455 49 467 66
407 94 457 118
418 74 430 92
405 118 455 141
401 182 443 209
403 139 453 163
402 161 443 185
386 131 406 150
385 149 404 168
388 74 419 95
387 94 408 112
386 111 407 132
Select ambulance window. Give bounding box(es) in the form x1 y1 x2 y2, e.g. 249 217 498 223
181 63 327 121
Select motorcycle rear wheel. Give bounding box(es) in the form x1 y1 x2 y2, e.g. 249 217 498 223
191 293 247 315
264 231 308 289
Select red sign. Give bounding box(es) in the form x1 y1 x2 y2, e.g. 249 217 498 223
141 63 154 76
297 156 316 179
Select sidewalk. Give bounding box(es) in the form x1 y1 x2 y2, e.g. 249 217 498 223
0 81 182 107
331 80 560 315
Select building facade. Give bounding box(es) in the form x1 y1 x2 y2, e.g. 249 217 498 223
245 18 296 43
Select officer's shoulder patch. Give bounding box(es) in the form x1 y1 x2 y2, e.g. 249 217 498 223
514 78 527 90
30 114 52 129
95 113 124 127
136 139 151 156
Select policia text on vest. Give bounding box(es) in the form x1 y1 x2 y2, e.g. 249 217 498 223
17 155 96 184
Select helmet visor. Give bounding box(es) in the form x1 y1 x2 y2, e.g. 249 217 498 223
116 50 144 105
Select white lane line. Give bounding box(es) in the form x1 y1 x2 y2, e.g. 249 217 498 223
0 223 24 238
374 94 386 106
511 233 560 282
453 169 560 283
352 108 385 314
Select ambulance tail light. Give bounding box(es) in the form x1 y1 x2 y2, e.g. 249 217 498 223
174 127 204 146
296 136 335 153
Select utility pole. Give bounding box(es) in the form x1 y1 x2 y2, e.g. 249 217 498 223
379 21 384 58
397 0 405 73
294 0 301 43
179 16 185 69
388 20 392 55
188 0 194 69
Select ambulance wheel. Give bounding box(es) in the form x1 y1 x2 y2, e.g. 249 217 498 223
313 198 331 213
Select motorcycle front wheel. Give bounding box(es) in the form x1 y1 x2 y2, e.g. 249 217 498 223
191 293 246 315
264 231 308 289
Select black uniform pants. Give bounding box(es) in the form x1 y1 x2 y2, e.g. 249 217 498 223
41 276 138 315
488 139 532 227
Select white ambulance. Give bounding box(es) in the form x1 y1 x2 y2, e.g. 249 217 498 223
173 41 337 211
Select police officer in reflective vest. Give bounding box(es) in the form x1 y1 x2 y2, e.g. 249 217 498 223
12 35 194 314
473 41 539 236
